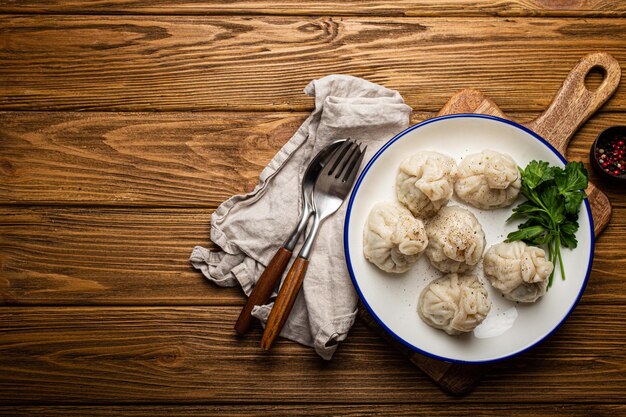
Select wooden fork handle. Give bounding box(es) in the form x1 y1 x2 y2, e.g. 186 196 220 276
260 257 309 350
234 246 292 335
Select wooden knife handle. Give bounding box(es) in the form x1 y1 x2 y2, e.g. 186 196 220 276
234 246 292 335
524 52 621 154
260 257 309 350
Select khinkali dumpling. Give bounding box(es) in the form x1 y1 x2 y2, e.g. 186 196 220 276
396 151 457 218
483 241 553 303
425 206 485 273
455 150 521 209
363 202 428 273
418 273 491 335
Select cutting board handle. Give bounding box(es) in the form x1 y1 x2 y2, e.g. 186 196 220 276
524 52 621 154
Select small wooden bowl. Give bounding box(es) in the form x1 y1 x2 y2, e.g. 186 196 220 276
590 126 626 184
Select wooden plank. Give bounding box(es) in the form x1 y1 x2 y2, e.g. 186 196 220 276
2 0 626 17
1 404 625 416
0 305 624 404
1 204 625 306
0 111 304 206
2 111 625 206
0 207 245 305
1 16 626 112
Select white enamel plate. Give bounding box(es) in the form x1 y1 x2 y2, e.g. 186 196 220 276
344 114 594 363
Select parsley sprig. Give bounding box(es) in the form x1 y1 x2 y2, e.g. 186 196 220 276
506 160 589 286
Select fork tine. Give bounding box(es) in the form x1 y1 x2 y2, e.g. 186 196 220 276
343 145 367 184
318 139 347 168
324 140 353 176
336 141 360 179
332 140 358 176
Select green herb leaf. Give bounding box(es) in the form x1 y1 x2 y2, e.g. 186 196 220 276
507 201 544 220
532 229 554 245
553 161 588 215
556 161 588 194
560 232 578 249
507 160 589 285
563 191 585 215
561 219 579 235
539 186 565 223
506 225 546 242
522 160 554 190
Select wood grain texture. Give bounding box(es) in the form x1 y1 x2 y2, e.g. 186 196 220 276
0 305 625 404
2 111 625 206
2 0 626 17
2 404 626 417
2 16 626 112
524 52 621 154
437 89 506 118
235 246 292 334
0 111 302 206
260 257 309 350
0 206 244 305
585 182 613 236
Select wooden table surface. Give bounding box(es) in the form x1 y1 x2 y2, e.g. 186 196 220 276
1 2 626 416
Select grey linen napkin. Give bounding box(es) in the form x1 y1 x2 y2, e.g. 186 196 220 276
190 75 411 359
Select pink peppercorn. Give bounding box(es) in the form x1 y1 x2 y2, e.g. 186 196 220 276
595 131 626 177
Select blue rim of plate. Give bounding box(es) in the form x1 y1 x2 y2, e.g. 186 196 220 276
343 113 595 364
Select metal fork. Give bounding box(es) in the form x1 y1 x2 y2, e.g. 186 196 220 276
234 139 346 335
260 140 366 350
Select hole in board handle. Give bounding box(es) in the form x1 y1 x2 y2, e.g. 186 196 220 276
584 65 607 93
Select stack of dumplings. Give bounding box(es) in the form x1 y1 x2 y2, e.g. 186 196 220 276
362 148 555 336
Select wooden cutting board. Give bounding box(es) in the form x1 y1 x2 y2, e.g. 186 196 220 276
358 52 621 395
